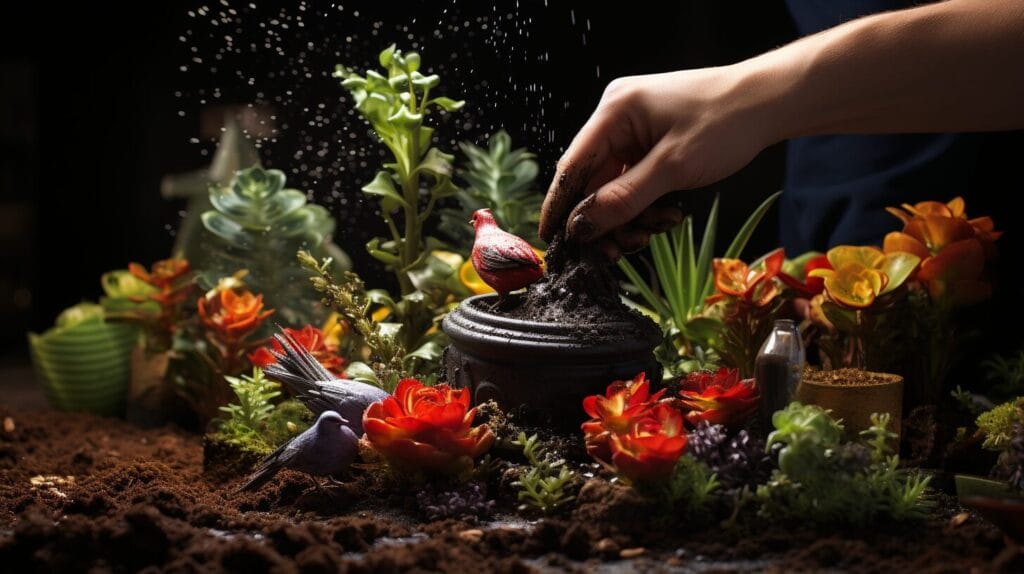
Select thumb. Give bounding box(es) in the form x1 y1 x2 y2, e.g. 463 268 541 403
565 145 681 242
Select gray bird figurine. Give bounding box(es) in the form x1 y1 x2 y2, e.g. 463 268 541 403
262 329 389 436
239 410 358 492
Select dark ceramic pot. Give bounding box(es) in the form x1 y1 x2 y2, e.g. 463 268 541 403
441 294 662 428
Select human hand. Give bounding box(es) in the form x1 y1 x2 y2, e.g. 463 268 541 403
540 67 777 259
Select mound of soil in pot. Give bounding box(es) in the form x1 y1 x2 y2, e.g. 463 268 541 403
497 165 658 343
1 406 1019 573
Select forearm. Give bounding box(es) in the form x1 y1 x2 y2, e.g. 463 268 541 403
738 0 1024 141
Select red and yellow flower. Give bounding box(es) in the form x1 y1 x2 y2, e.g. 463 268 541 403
706 248 785 307
677 367 760 428
883 196 998 306
809 246 920 309
581 373 665 462
363 379 494 474
249 324 346 376
608 403 688 484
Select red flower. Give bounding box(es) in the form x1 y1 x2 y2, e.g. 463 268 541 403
363 379 495 474
608 403 688 484
778 254 831 298
581 373 665 463
678 367 759 428
249 325 346 376
706 248 785 307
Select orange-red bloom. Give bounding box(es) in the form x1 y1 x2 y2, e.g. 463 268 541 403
608 403 688 484
249 324 346 376
581 373 665 463
707 248 785 307
883 196 998 307
198 287 274 347
678 367 760 428
363 379 495 474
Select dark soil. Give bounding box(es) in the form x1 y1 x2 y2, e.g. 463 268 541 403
498 166 658 344
1 406 1020 572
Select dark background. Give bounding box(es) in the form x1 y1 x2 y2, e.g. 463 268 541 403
4 0 1019 368
0 1 797 364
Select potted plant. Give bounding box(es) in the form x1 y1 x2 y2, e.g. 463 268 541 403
796 367 904 438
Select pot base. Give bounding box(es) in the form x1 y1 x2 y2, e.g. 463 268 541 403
442 294 662 428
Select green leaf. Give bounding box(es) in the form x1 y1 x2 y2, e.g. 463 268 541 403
696 195 720 302
202 211 253 247
404 52 421 72
378 44 397 68
414 147 455 179
410 72 440 89
429 97 465 112
680 317 724 347
388 106 423 129
879 252 921 294
345 361 380 386
723 191 782 259
361 171 410 211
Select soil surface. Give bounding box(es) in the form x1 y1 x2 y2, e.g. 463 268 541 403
2 405 1022 573
804 367 903 387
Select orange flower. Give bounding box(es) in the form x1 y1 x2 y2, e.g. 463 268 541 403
129 258 191 291
198 287 274 347
125 258 195 348
678 367 759 428
608 403 688 484
249 325 346 376
363 379 495 474
809 246 920 309
707 248 785 307
883 197 998 306
581 373 665 463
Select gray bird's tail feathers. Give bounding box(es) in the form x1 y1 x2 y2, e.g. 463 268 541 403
262 329 337 394
237 436 293 492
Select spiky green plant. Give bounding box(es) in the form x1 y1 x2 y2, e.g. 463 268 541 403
617 192 781 378
200 165 348 329
512 432 577 515
334 45 464 295
439 130 543 251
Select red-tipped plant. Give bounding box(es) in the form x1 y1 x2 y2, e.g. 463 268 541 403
122 258 195 351
677 367 759 429
608 403 688 485
581 373 665 463
363 378 495 474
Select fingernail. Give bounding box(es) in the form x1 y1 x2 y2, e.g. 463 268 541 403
569 213 594 242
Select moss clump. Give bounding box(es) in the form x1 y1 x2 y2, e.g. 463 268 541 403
977 397 1024 450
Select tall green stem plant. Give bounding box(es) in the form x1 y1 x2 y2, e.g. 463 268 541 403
335 45 464 295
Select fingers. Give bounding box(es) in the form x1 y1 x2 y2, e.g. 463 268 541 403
540 103 630 242
565 143 679 243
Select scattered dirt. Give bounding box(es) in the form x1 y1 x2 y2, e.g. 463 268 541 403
0 406 1019 572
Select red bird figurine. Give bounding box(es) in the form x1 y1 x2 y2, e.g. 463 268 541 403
470 208 544 306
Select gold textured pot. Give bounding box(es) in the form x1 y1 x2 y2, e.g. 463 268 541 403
797 368 903 438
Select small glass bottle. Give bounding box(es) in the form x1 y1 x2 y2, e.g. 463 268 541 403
755 319 805 431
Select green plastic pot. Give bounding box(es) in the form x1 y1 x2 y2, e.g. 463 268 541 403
28 308 137 417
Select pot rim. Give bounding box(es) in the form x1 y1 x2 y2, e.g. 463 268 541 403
451 294 650 334
802 371 903 388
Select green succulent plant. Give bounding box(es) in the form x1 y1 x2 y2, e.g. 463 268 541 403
511 432 577 515
200 165 349 329
439 130 543 251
